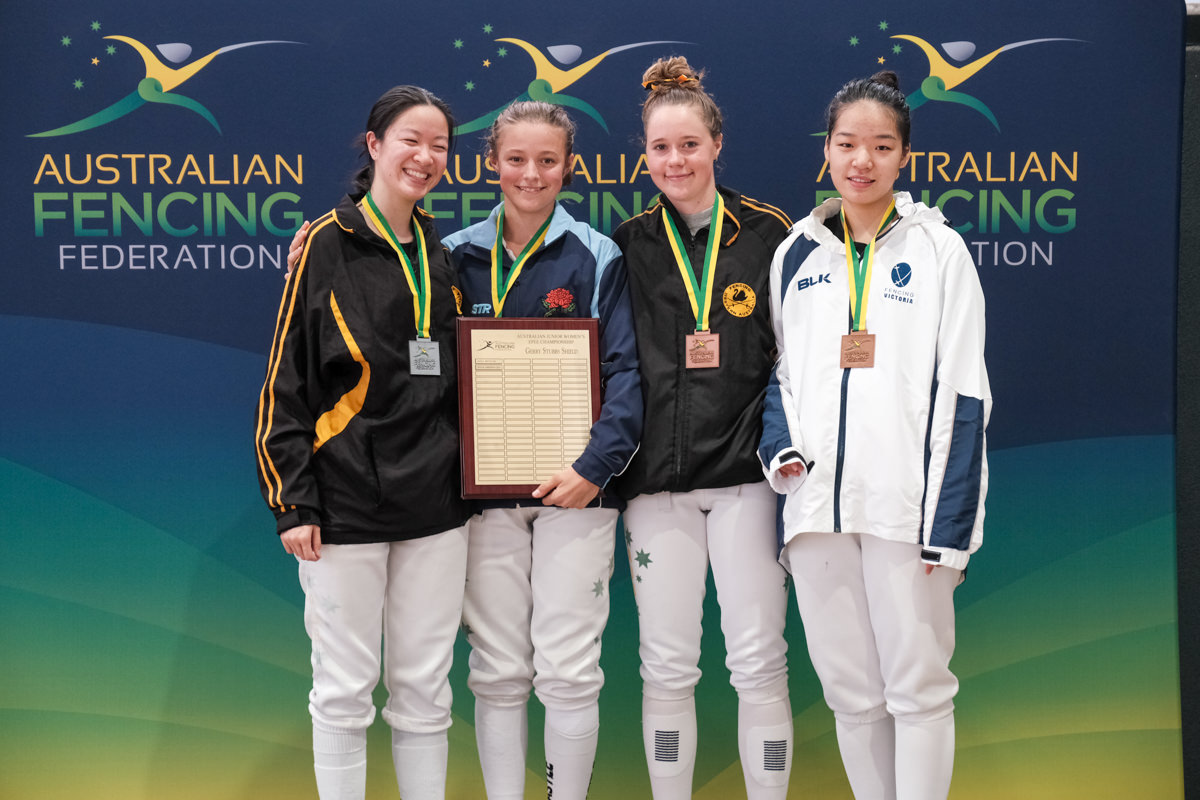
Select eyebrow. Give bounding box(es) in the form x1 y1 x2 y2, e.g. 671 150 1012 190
394 127 449 142
831 131 899 140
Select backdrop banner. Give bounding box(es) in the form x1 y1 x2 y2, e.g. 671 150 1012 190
0 1 1183 797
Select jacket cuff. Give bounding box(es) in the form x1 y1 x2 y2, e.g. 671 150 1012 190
571 452 611 490
920 546 970 571
764 450 807 495
275 505 321 536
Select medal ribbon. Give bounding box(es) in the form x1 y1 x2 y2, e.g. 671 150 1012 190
841 199 897 332
663 192 724 332
362 191 432 339
491 205 553 317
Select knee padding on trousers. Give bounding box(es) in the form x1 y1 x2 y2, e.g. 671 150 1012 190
545 704 599 740
833 702 891 727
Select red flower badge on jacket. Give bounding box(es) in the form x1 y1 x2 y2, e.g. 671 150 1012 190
542 287 577 316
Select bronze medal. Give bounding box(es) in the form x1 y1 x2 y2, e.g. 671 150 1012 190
840 330 875 369
686 331 720 369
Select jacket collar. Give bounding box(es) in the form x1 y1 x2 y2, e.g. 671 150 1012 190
460 201 575 252
657 185 743 248
332 192 438 242
799 191 944 250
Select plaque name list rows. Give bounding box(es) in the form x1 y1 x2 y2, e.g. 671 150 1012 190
473 357 592 483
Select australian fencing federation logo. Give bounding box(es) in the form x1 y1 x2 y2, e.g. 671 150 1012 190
447 24 687 135
28 19 301 138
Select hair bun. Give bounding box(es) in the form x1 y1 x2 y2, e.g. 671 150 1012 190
641 56 704 92
869 70 901 92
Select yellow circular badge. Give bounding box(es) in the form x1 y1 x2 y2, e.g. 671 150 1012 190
452 285 463 315
722 283 756 317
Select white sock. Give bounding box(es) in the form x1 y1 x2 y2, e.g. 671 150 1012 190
895 712 954 800
834 709 896 800
312 722 367 800
737 697 793 799
391 729 448 800
544 705 599 800
474 699 529 799
641 695 696 800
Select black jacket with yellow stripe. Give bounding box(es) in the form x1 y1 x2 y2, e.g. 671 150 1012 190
610 186 792 499
254 194 470 542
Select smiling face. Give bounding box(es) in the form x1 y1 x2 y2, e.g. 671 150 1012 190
644 102 723 215
489 120 569 224
366 103 450 209
824 99 911 233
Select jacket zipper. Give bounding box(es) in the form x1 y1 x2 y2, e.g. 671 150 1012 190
833 303 856 533
833 366 850 533
673 223 702 487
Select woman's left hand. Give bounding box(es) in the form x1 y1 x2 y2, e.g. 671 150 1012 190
285 220 310 279
533 466 600 509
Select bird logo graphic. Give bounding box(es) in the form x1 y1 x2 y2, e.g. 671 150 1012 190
29 33 300 138
454 36 686 135
892 34 1084 131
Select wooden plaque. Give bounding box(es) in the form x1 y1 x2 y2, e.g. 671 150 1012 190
457 317 602 499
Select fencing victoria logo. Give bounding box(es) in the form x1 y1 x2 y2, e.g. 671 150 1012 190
28 19 300 137
883 261 914 306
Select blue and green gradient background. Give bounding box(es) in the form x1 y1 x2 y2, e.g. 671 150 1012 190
0 0 1183 797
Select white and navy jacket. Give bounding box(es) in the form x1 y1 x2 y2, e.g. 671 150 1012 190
760 193 991 570
443 202 642 507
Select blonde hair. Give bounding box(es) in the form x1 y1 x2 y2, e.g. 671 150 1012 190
484 100 576 185
640 56 723 141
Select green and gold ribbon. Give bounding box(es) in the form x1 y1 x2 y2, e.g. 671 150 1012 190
841 198 897 332
663 192 725 332
490 204 553 317
361 191 433 339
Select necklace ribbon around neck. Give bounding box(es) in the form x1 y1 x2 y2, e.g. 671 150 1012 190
362 191 432 339
663 192 724 332
490 205 553 317
841 198 897 332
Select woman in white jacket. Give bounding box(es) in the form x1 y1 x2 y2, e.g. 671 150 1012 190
760 71 991 800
